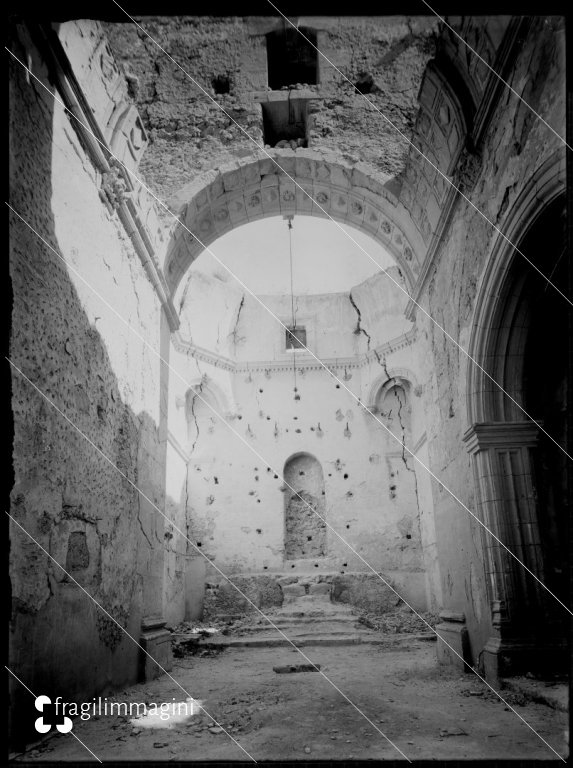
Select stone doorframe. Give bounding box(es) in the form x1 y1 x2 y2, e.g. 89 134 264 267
463 152 566 680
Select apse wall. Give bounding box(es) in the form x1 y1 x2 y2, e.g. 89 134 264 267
168 264 435 613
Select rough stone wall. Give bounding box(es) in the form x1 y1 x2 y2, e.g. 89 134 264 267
415 17 565 661
9 22 167 741
103 16 438 215
284 455 326 559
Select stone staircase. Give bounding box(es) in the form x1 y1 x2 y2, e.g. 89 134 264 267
199 575 434 650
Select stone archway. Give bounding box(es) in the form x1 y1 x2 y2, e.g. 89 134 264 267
163 149 425 299
463 152 568 680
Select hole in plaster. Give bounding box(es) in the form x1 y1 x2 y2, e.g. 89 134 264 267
212 74 231 94
255 476 259 481
238 415 243 420
267 416 271 420
214 477 219 484
307 536 312 541
274 474 278 479
97 405 105 421
346 524 350 529
299 470 305 476
291 564 295 568
257 499 261 503
259 389 264 393
293 416 298 420
295 429 302 433
343 562 347 567
314 563 319 567
263 566 268 570
336 384 340 389
197 542 202 547
406 534 412 539
343 473 349 479
256 529 262 534
354 72 375 94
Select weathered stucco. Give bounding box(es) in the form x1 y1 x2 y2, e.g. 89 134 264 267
9 12 567 743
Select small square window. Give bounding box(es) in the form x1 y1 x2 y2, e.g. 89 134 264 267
286 326 306 350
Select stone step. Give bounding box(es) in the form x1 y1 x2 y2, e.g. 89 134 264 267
200 632 436 649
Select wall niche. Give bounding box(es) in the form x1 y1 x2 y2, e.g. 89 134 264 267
284 452 326 559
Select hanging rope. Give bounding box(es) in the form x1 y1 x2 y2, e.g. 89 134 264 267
287 215 300 400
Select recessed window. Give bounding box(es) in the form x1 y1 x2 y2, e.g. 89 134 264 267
266 27 318 90
261 99 308 148
286 326 306 350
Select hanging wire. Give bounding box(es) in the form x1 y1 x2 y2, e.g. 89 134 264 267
287 215 300 401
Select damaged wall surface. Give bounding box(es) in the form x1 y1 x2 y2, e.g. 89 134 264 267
9 12 567 736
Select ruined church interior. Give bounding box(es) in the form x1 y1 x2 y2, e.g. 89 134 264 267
8 8 570 762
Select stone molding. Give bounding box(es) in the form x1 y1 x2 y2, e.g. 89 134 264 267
33 22 179 331
171 328 417 373
165 149 425 297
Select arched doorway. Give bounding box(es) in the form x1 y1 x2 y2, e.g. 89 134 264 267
464 161 568 679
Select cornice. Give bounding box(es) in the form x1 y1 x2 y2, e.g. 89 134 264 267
171 329 417 374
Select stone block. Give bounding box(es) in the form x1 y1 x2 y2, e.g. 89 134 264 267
308 583 331 596
435 618 471 673
282 584 306 599
139 617 173 682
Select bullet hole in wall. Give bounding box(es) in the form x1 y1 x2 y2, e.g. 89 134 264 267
263 566 268 570
335 384 340 389
346 524 350 529
343 473 349 479
238 415 243 420
248 490 255 496
267 416 271 420
291 564 295 568
259 389 264 393
390 485 397 491
256 529 262 534
406 534 411 539
342 562 347 567
274 474 278 479
295 429 302 433
257 499 261 503
255 476 259 481
197 542 202 547
307 535 312 541
299 470 305 476
214 477 219 484
314 563 319 567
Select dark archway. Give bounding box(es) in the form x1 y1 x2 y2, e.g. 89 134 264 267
465 186 569 679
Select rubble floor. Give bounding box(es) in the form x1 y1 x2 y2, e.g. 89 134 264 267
16 641 568 762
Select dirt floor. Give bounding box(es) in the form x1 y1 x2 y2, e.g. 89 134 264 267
14 639 568 762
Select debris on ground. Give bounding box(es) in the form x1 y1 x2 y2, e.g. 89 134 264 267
356 605 440 634
273 663 321 674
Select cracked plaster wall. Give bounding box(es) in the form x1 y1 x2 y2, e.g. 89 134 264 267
168 268 436 615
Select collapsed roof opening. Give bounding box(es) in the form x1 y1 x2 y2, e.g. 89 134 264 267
266 27 319 90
